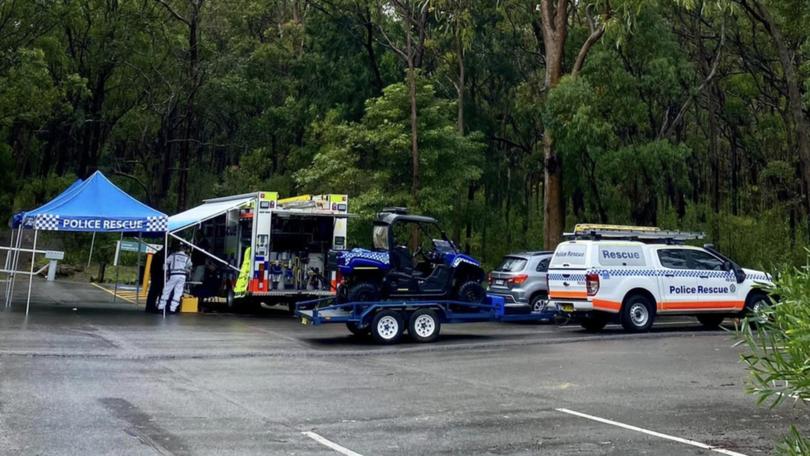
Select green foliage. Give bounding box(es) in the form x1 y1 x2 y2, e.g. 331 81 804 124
297 79 484 237
0 0 807 289
739 260 810 452
776 426 810 456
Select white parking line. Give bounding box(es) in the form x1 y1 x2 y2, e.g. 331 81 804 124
302 431 365 456
556 408 748 456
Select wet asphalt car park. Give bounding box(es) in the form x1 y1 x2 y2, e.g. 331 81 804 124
0 279 806 455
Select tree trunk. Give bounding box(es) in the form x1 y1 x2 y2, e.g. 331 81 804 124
456 34 465 135
408 68 419 207
362 12 384 95
540 0 567 249
177 1 203 211
753 1 810 213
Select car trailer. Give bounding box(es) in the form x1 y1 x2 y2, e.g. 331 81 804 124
295 295 555 344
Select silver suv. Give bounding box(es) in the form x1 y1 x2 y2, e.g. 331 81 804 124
488 251 552 315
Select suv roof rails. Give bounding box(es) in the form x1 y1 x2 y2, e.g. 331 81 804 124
518 250 553 256
564 223 704 244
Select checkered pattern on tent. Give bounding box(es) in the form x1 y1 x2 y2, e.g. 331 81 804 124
145 216 168 232
34 214 60 231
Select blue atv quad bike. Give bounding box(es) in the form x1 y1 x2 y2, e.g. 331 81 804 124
335 208 487 305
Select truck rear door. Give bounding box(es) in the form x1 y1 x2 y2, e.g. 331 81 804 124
547 242 590 311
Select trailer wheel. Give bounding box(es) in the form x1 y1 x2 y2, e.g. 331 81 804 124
346 321 371 337
371 310 404 344
409 309 441 343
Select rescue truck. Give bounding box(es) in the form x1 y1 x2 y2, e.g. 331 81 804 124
546 224 773 332
167 192 349 310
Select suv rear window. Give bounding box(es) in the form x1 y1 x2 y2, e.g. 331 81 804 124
497 257 527 272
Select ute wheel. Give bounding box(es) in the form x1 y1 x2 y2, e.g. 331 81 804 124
346 321 371 337
742 292 771 326
580 314 608 332
457 280 486 303
409 309 441 343
347 282 379 302
620 294 655 332
696 314 725 329
371 310 404 344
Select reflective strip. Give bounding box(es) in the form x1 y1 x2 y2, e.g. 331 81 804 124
548 273 586 281
592 299 621 312
590 299 744 312
593 268 735 279
663 300 744 311
549 290 587 299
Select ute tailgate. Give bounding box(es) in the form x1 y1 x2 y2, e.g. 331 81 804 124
548 242 590 311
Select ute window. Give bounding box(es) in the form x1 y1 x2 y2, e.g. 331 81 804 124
686 250 725 271
372 225 389 250
497 257 527 272
550 243 588 268
657 249 690 269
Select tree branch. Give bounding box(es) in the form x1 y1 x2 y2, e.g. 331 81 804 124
156 0 190 26
571 4 606 77
658 22 726 139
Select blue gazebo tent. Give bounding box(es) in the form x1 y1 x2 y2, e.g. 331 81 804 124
10 178 84 229
5 171 168 314
22 171 166 232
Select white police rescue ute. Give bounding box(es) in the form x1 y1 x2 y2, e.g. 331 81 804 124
547 224 772 332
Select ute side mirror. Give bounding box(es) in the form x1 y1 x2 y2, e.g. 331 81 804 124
735 269 746 284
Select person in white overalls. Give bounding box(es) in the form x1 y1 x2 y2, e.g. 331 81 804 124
158 245 192 313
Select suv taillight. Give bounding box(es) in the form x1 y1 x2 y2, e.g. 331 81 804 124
585 272 600 296
487 272 493 285
508 274 529 285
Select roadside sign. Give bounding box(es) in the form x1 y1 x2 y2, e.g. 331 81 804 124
119 240 161 254
44 251 65 260
114 240 161 266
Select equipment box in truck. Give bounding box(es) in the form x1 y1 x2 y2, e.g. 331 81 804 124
167 192 349 310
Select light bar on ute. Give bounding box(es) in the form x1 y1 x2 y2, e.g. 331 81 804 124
565 223 704 242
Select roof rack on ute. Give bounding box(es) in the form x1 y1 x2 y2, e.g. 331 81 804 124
564 224 704 243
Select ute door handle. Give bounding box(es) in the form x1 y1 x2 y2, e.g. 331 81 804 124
664 273 674 277
699 275 709 279
563 282 570 287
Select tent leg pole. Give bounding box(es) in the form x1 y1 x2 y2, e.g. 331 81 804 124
7 225 23 308
163 232 168 319
4 227 13 270
136 233 142 306
87 231 96 270
26 229 38 316
3 227 14 309
113 232 122 303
